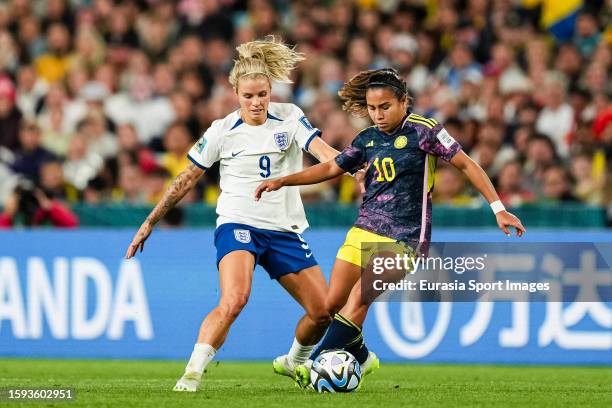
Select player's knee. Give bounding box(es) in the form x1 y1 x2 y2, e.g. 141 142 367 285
308 307 332 327
220 293 249 320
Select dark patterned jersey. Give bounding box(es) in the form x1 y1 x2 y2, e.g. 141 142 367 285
335 113 462 252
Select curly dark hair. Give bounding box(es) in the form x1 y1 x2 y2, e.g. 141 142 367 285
338 68 412 117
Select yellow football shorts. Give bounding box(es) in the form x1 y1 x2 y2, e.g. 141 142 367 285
336 227 408 268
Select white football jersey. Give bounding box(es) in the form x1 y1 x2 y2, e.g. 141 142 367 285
187 102 321 233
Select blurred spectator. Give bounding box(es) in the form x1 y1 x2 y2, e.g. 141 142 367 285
496 160 535 207
555 44 584 85
15 65 46 118
570 152 604 205
0 76 22 150
39 100 71 156
535 72 574 158
115 164 145 205
516 103 539 127
34 23 74 83
11 120 55 181
170 90 200 141
540 165 578 203
16 15 46 63
470 140 499 176
39 159 74 202
116 122 157 172
78 109 117 159
524 133 559 193
320 109 358 150
160 123 191 179
153 63 177 98
104 6 139 51
0 29 19 73
512 125 535 161
145 167 170 205
41 0 74 34
573 13 601 58
72 26 106 72
37 82 81 135
472 121 515 177
177 0 233 42
82 176 107 204
63 133 103 190
105 70 175 145
0 179 78 228
437 43 482 95
433 165 476 206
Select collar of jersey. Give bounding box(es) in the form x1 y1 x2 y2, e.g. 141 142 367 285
231 111 283 130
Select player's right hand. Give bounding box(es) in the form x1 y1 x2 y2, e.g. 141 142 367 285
254 179 283 201
125 221 153 259
496 211 526 237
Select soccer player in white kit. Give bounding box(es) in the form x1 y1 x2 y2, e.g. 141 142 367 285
125 37 343 392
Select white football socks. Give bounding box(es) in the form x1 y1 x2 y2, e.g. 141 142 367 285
287 338 315 365
184 343 217 376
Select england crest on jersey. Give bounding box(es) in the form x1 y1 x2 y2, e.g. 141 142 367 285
274 132 289 150
234 229 251 243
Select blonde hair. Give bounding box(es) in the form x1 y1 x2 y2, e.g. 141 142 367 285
229 35 305 88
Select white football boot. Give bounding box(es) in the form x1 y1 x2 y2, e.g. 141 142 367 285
173 371 201 392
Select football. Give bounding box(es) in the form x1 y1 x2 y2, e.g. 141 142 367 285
310 350 361 393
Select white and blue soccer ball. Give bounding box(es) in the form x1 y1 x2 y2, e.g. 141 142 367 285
310 350 361 393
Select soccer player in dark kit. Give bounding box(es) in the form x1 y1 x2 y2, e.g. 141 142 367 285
255 68 525 388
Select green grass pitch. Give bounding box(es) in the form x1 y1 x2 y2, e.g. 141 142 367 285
0 359 610 407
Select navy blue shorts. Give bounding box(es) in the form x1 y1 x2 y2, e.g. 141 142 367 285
214 223 318 280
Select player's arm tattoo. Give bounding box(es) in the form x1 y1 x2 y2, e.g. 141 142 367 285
144 163 204 225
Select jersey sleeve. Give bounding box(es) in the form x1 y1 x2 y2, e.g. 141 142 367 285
334 133 366 173
417 122 462 162
291 105 322 152
187 121 222 169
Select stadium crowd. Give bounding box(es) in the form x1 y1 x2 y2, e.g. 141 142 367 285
0 0 610 227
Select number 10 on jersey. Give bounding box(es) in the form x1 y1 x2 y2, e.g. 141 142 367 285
373 157 396 182
259 155 271 178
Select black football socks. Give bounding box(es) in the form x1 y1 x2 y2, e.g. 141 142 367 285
310 313 370 365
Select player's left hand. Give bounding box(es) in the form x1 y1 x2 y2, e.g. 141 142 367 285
496 211 525 237
254 179 283 201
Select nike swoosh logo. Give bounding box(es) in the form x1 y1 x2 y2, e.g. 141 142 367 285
232 150 245 157
305 252 313 258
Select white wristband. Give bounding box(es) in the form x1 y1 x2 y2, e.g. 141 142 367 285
490 200 506 214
